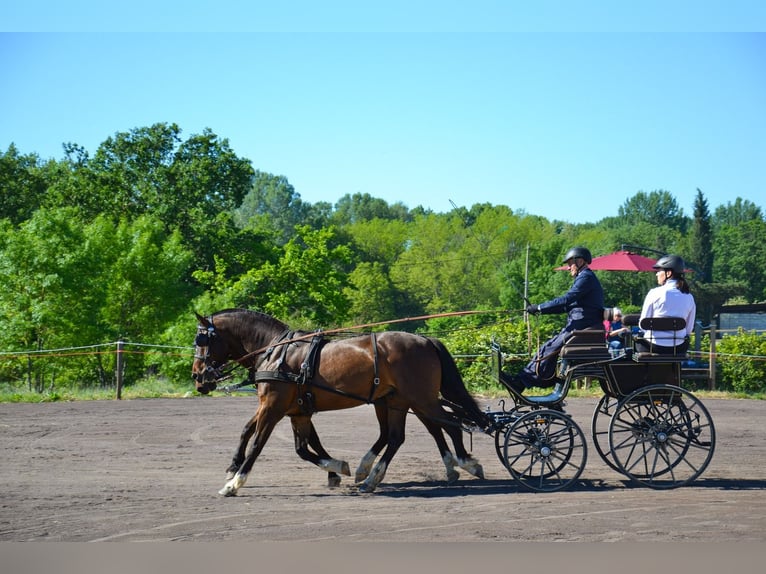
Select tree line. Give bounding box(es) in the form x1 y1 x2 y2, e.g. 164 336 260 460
1 123 764 391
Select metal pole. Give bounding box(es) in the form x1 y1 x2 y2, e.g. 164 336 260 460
116 339 124 400
708 325 716 391
524 243 531 353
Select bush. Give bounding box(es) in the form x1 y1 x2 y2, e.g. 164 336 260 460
434 314 560 395
716 329 766 393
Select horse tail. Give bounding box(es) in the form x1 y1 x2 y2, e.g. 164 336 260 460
427 337 490 431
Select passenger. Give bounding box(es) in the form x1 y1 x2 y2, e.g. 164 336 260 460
501 246 604 394
635 254 696 355
605 307 629 354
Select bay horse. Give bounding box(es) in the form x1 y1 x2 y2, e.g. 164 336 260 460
192 309 489 495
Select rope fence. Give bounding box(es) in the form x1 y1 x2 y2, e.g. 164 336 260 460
2 328 765 398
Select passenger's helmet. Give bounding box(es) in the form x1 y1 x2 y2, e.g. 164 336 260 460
562 246 592 264
653 254 686 274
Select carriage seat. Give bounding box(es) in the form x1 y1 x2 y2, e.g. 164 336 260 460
559 329 610 362
632 316 689 363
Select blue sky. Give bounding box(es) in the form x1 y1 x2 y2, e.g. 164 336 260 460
2 4 765 223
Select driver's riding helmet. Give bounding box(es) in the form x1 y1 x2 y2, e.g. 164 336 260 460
653 254 686 275
562 246 592 264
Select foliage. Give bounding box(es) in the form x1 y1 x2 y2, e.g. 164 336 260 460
0 208 195 388
235 171 318 245
716 329 766 393
2 124 765 398
713 219 766 303
435 313 560 395
618 190 687 233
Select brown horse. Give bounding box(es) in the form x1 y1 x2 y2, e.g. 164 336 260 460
192 309 489 495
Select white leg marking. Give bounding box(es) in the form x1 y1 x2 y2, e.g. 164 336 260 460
456 456 484 479
218 472 248 496
319 458 351 476
355 450 377 483
442 452 460 483
359 460 387 493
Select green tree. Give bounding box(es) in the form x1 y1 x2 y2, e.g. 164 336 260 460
208 225 353 327
44 124 254 275
688 189 713 282
344 262 400 325
713 198 763 231
618 190 687 233
0 144 48 225
98 215 196 342
713 219 766 303
685 189 717 323
330 192 413 225
0 208 196 388
235 171 312 245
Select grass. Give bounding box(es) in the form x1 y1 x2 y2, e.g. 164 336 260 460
1 376 763 403
0 377 195 403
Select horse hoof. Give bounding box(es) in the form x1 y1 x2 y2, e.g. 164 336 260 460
358 482 377 493
328 475 342 488
218 486 237 497
340 461 351 476
446 469 460 484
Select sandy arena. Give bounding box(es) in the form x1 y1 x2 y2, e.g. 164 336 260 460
1 394 765 543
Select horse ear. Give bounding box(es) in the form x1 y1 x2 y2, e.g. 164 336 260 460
195 312 208 326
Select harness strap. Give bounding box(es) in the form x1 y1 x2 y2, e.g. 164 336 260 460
367 332 380 403
224 331 384 408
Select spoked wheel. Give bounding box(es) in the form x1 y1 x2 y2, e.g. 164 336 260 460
608 384 715 489
502 409 587 492
494 424 511 468
591 394 622 473
490 412 518 469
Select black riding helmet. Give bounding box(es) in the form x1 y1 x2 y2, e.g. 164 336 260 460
653 254 686 275
562 246 592 264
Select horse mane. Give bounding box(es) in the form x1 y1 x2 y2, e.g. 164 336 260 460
211 308 290 333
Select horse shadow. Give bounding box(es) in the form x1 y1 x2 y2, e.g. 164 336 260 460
368 477 766 498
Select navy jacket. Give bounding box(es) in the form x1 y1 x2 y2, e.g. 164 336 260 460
537 267 604 331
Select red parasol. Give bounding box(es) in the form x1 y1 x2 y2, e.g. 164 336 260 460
556 250 658 272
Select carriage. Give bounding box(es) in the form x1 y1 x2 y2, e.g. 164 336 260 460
485 313 716 492
192 309 715 496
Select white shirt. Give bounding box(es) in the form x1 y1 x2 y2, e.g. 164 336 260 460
639 279 696 347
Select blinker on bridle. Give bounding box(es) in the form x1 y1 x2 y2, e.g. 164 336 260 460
194 322 233 385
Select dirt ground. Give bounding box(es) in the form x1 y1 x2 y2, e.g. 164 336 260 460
1 393 765 543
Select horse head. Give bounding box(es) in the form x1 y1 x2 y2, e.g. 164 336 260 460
191 309 290 394
192 312 232 394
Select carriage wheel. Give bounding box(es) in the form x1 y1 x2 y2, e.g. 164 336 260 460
502 409 587 492
608 385 715 489
495 411 521 466
591 394 623 473
494 423 512 468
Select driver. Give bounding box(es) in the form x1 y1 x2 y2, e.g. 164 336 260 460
501 246 604 394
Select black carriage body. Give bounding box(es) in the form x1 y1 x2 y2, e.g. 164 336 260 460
487 318 715 492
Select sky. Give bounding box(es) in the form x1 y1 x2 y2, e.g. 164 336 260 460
2 3 765 224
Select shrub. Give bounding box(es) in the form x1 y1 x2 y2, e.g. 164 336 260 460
716 329 766 393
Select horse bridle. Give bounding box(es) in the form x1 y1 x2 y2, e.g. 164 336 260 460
193 319 286 389
193 322 237 387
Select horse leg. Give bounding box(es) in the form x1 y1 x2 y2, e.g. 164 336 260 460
413 413 460 483
292 416 350 487
359 402 408 493
226 413 258 479
356 404 461 485
435 412 485 479
219 404 281 497
355 400 389 483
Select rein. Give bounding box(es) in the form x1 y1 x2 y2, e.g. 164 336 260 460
200 308 510 396
226 308 505 369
